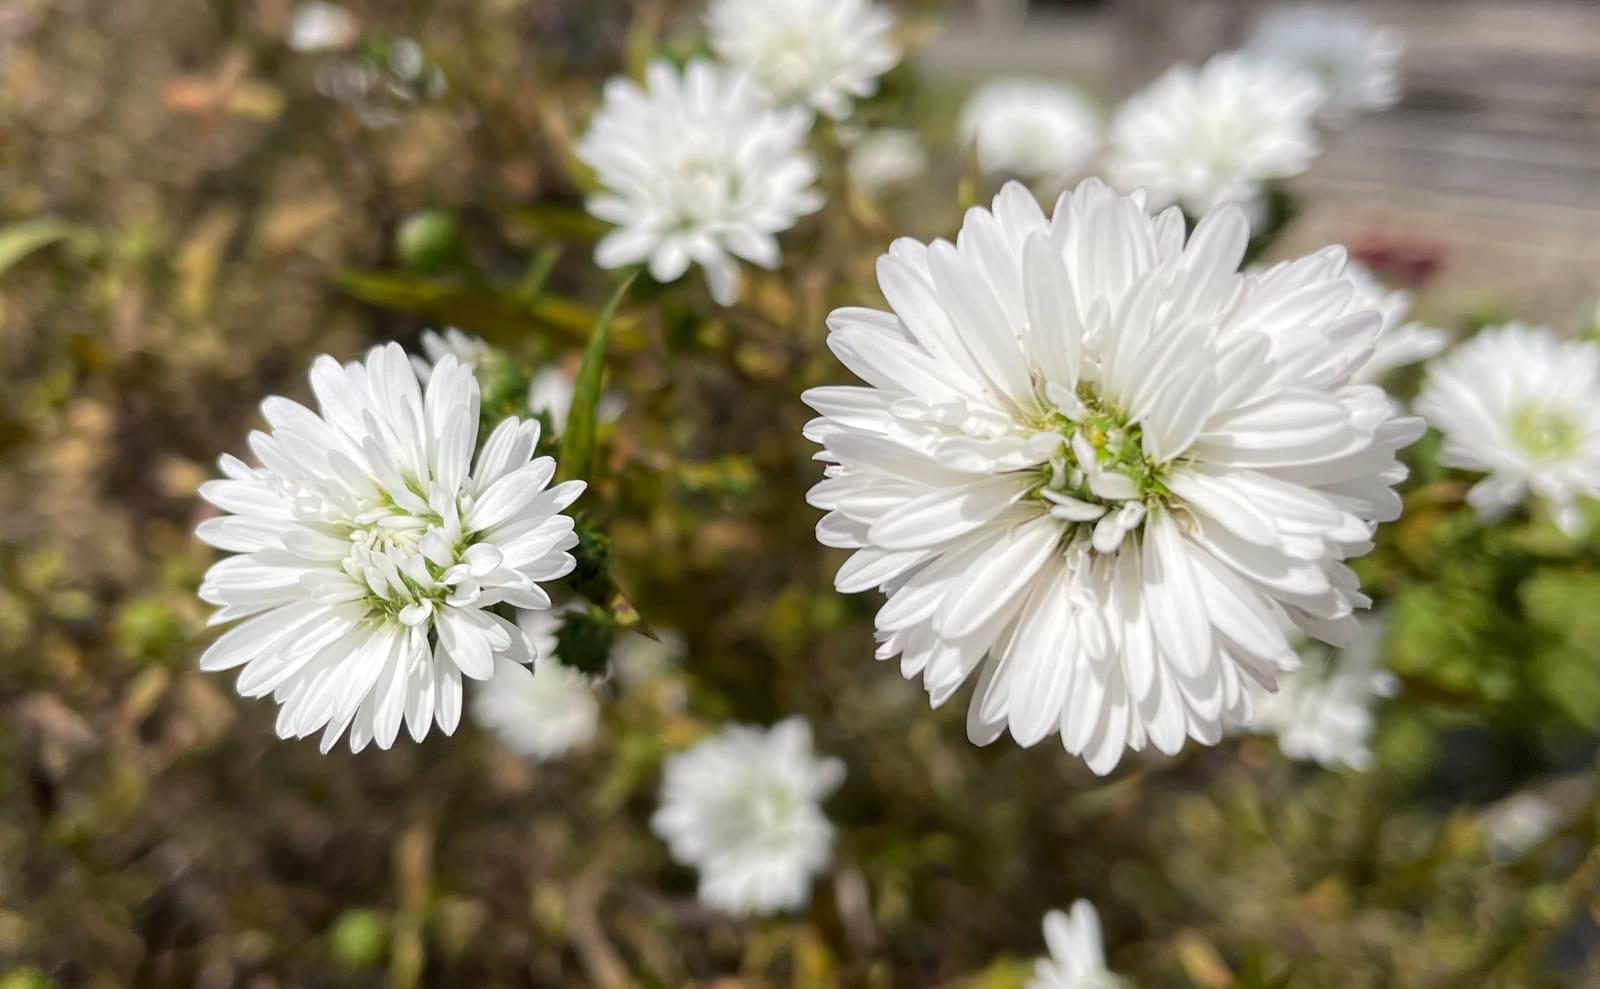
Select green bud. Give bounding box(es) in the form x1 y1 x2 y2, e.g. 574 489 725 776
395 209 462 273
329 908 390 970
555 605 614 677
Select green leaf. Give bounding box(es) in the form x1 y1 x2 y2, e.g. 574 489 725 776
557 271 636 483
0 218 73 277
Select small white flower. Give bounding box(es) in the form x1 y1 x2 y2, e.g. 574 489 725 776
197 343 585 752
959 79 1102 189
651 717 845 916
1107 52 1325 217
1243 617 1397 770
1417 323 1600 535
1245 4 1403 124
1345 262 1447 384
411 327 491 383
287 1 358 53
1484 791 1561 863
805 180 1422 774
847 128 928 198
576 59 823 306
1027 901 1126 989
707 0 898 120
470 610 600 761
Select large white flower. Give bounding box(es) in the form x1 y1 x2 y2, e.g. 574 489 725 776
470 610 599 761
959 79 1102 190
1416 323 1600 534
651 717 845 916
1242 616 1397 770
197 343 584 752
576 59 823 306
707 0 898 120
804 180 1422 774
1107 52 1325 218
1345 262 1446 384
1245 4 1403 125
1027 901 1125 989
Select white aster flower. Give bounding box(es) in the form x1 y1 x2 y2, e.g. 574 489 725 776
1107 52 1325 218
707 0 898 120
1242 617 1397 770
1245 4 1403 125
1344 262 1447 384
410 327 491 383
287 1 358 53
804 180 1423 774
1027 901 1126 989
197 343 585 752
847 128 928 198
959 79 1103 190
1417 323 1600 535
470 610 600 761
651 717 845 916
576 59 823 306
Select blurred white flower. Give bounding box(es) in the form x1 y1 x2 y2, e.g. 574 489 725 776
804 180 1422 774
287 1 358 53
1107 52 1325 217
1417 323 1600 534
411 327 491 383
470 610 600 761
611 627 686 690
1344 262 1447 384
707 0 898 119
1484 791 1561 862
652 717 845 916
576 59 823 306
959 79 1102 189
197 344 584 752
1243 617 1397 770
847 128 928 198
1027 900 1126 989
1245 4 1403 124
526 366 626 435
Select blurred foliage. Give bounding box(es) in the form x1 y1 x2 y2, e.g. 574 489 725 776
1 1 1598 988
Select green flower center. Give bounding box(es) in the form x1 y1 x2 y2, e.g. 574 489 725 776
1511 403 1579 460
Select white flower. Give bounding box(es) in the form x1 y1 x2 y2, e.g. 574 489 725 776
197 343 585 752
847 128 928 198
576 59 823 306
804 180 1423 774
959 79 1102 189
1345 262 1446 384
651 717 845 916
1245 4 1403 124
470 610 599 761
1242 616 1397 770
1484 792 1561 863
706 0 898 120
1027 901 1126 989
1417 323 1600 535
287 1 358 53
411 327 491 383
1107 52 1325 217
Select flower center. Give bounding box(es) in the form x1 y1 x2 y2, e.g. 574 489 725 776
1511 403 1578 460
1026 383 1170 553
729 779 800 840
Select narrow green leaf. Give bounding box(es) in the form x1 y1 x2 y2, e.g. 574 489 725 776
558 270 636 482
0 218 72 277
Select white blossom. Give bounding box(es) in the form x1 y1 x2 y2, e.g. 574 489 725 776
576 59 822 306
411 327 491 383
847 128 928 198
197 343 584 752
287 2 358 53
706 0 898 120
959 79 1102 190
1245 4 1403 125
470 610 599 761
1027 901 1126 989
1417 323 1600 535
652 717 844 915
804 180 1422 774
1107 52 1325 218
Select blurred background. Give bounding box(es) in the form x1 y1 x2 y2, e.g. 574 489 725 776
1 1 1598 987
